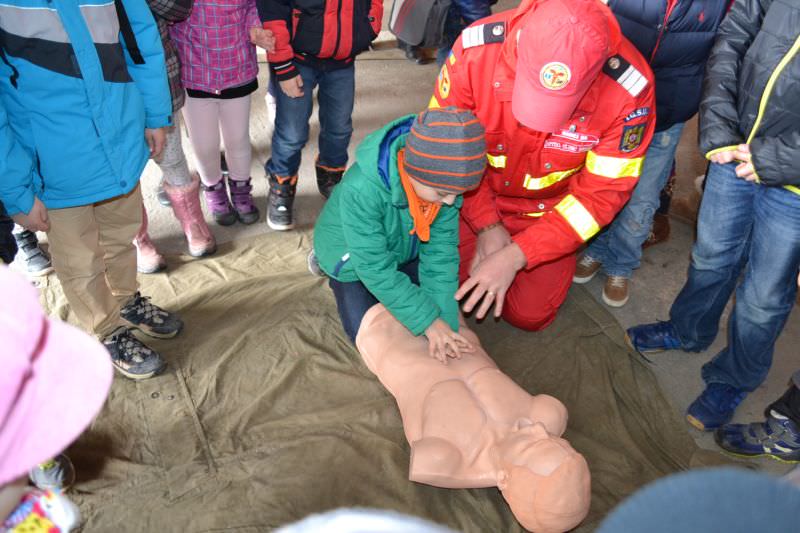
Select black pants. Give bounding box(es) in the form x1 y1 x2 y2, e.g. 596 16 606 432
768 371 800 426
328 260 419 343
0 202 17 264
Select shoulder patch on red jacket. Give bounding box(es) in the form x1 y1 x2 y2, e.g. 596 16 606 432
602 55 648 97
462 22 506 49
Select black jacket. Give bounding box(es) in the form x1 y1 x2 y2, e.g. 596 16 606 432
258 0 382 80
699 0 800 187
609 0 728 132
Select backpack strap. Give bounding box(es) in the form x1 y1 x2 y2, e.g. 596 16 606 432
114 0 145 65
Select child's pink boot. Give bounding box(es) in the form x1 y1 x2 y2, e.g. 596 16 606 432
165 175 217 257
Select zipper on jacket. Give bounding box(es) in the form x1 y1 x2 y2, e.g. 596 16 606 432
332 0 343 58
408 234 419 262
649 0 679 63
745 33 800 144
332 253 350 277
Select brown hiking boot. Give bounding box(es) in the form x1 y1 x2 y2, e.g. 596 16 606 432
642 213 671 249
603 275 630 307
573 255 602 284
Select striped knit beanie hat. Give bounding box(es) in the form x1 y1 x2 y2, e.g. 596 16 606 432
404 107 486 192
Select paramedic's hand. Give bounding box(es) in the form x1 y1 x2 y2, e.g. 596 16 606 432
12 197 49 233
250 27 275 53
732 144 759 182
145 128 166 161
424 319 475 364
709 148 737 165
457 242 526 320
471 223 511 275
279 75 304 98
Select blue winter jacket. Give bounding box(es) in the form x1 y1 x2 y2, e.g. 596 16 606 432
608 0 728 132
0 0 172 216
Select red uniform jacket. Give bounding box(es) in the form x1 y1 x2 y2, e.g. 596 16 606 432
430 0 656 270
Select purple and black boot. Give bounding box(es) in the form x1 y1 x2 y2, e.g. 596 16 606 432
201 179 237 226
228 177 260 225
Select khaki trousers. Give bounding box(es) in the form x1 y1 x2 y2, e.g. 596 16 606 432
46 186 142 338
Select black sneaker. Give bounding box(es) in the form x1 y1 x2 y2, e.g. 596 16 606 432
315 163 345 199
120 292 183 339
267 173 296 231
103 327 166 379
13 230 53 276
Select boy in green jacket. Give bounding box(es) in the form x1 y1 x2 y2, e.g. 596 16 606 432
313 108 486 363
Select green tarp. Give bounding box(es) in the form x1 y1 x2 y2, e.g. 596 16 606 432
40 232 724 532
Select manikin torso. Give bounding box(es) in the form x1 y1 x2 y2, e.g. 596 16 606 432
356 305 574 489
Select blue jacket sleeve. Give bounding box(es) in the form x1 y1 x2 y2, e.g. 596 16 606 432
0 103 35 216
119 0 173 128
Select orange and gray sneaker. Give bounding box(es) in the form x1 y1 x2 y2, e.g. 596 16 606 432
573 254 602 283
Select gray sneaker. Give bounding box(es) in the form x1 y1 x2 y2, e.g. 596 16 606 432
29 454 76 491
307 249 325 277
103 326 166 379
120 292 183 339
13 230 53 276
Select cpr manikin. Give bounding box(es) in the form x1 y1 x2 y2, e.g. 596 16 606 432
356 305 591 532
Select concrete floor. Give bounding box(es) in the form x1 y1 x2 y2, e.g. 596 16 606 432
23 0 798 478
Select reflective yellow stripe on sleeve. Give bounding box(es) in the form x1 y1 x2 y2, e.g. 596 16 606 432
429 95 441 109
585 151 644 178
523 166 582 190
786 185 800 196
555 194 600 241
487 153 507 168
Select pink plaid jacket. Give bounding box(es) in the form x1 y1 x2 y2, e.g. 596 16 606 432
170 0 261 94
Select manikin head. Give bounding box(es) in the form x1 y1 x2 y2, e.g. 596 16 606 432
496 422 591 532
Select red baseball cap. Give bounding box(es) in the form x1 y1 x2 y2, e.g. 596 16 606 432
512 0 614 132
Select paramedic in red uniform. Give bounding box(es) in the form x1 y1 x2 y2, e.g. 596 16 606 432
430 0 656 330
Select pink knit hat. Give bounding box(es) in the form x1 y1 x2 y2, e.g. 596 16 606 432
0 266 113 485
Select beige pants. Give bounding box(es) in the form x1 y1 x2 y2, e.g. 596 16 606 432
46 186 142 338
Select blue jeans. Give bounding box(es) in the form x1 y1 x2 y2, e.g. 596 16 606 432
669 162 800 392
266 63 355 178
585 122 685 278
329 260 420 343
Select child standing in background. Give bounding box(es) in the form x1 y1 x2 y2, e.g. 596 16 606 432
257 0 383 231
135 0 217 274
171 1 266 227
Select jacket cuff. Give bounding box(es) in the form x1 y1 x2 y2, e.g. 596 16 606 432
271 60 299 82
4 187 35 217
705 145 740 160
511 233 536 269
146 114 172 129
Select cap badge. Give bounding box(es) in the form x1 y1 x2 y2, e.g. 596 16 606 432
607 57 621 69
539 62 571 91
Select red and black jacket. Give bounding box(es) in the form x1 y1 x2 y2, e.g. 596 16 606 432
257 0 382 80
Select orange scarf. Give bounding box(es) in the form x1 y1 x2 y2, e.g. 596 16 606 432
398 149 441 242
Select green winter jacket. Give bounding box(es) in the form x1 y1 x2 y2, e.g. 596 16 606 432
314 115 462 336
